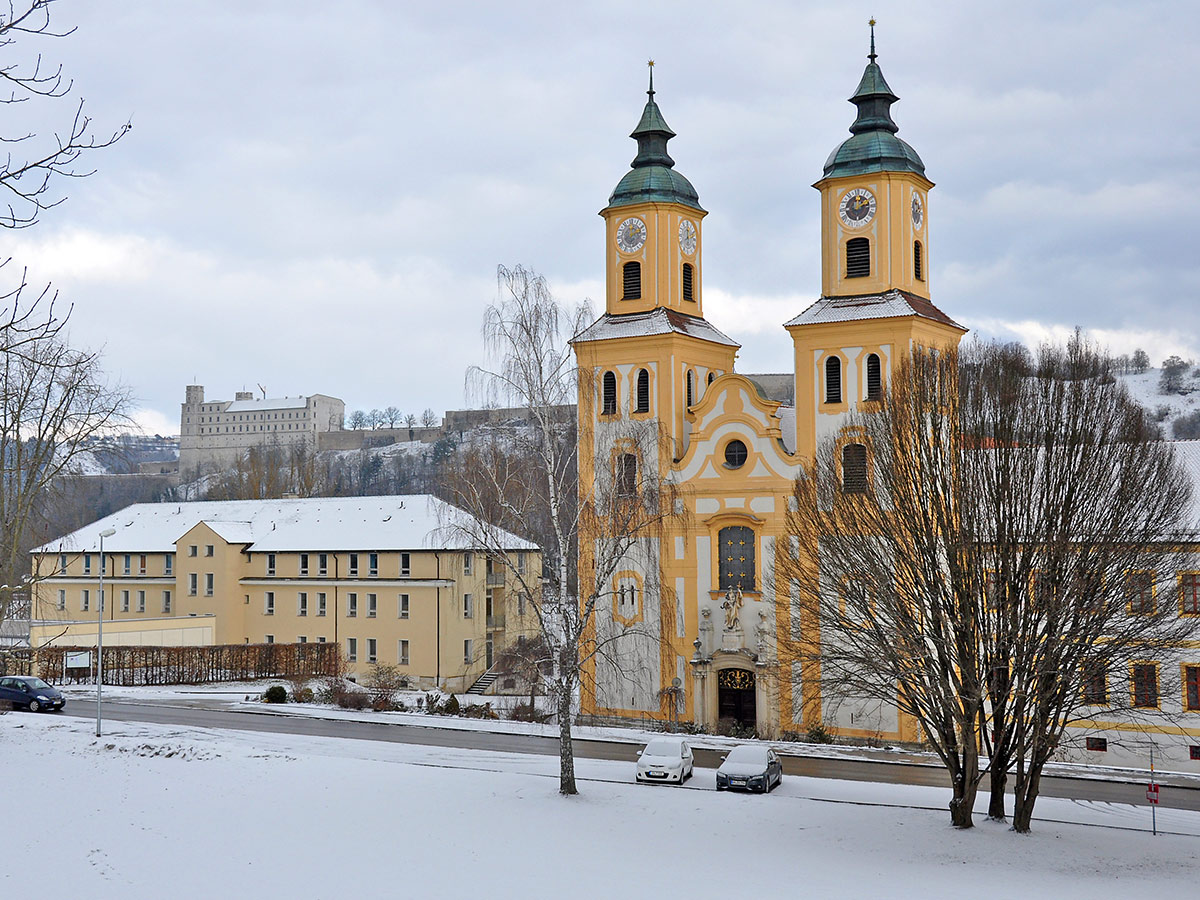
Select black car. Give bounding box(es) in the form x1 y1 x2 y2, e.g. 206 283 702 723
0 675 66 712
715 745 783 793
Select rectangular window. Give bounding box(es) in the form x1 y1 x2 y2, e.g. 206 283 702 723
205 545 214 558
138 554 147 575
59 553 67 574
1186 665 1200 712
1127 570 1154 614
57 589 66 611
299 636 307 644
188 545 197 557
348 553 359 576
318 636 326 643
1133 663 1159 708
399 593 409 619
464 593 473 618
298 592 308 616
123 554 131 575
300 553 309 576
399 640 409 665
84 554 92 575
164 553 173 576
718 525 757 592
163 590 172 613
517 552 526 575
317 592 327 617
369 553 379 577
367 593 377 618
517 591 527 616
1085 737 1108 752
265 592 275 616
486 589 494 617
119 590 129 612
463 552 473 575
347 637 358 662
464 639 473 664
348 593 358 617
189 573 198 596
1082 661 1107 705
137 590 145 613
400 552 410 576
318 553 328 575
82 589 90 612
266 553 276 576
367 638 377 664
1181 573 1200 616
205 573 214 596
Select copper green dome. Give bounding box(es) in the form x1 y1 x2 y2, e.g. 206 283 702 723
606 68 703 212
823 29 926 180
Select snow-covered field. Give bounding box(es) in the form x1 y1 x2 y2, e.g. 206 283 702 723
3 712 1198 898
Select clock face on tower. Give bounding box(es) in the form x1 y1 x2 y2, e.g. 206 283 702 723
911 193 924 230
678 219 697 256
616 217 647 253
838 188 876 227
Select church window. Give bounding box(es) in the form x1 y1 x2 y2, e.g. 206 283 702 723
615 578 641 619
914 241 924 281
686 370 695 408
622 261 641 300
615 453 637 497
601 371 617 415
724 439 748 469
718 525 756 592
635 368 650 413
707 372 715 385
866 353 882 401
846 237 870 278
682 263 695 302
825 356 842 404
842 443 868 494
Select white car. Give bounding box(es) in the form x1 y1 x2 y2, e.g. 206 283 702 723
635 737 695 785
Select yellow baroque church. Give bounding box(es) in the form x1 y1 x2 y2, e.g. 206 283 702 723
573 38 966 740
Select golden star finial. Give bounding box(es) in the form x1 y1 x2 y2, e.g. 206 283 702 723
648 59 655 67
869 17 876 26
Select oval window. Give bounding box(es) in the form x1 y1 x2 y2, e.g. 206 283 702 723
724 439 748 469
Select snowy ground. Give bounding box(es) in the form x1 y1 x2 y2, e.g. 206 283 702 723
3 712 1199 898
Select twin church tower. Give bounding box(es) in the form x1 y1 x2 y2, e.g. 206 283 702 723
572 30 964 738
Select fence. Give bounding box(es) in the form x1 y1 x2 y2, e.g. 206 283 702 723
8 642 340 686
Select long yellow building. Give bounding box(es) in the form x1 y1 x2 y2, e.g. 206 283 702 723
29 495 538 691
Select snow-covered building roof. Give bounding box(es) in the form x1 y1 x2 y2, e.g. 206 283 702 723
572 308 740 347
784 289 964 331
34 495 536 555
1171 440 1200 531
224 396 310 413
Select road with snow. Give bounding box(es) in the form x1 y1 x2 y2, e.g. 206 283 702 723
60 698 1200 811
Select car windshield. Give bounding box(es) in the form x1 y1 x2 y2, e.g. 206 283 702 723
644 739 682 758
725 745 768 765
24 677 51 690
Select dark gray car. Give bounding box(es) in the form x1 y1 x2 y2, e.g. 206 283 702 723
0 675 66 712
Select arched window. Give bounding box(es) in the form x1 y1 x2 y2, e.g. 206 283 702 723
601 371 617 415
865 353 882 402
707 372 715 385
686 370 695 408
842 443 868 494
615 452 637 497
635 368 650 413
825 356 842 404
846 237 870 278
682 263 695 302
718 525 756 592
622 261 641 300
914 240 923 281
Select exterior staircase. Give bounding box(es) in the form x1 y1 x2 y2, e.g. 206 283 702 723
466 668 500 695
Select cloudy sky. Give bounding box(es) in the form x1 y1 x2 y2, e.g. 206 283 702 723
4 0 1197 435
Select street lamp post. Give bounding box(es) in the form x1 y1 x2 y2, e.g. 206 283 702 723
96 527 116 737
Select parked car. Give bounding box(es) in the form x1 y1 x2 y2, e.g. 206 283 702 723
635 736 695 785
715 744 783 793
0 676 66 712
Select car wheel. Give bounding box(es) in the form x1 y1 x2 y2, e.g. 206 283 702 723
28 699 40 712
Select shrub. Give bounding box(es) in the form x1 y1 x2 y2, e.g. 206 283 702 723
1153 404 1172 423
507 702 551 723
336 690 369 710
806 722 835 744
365 663 407 711
780 730 805 743
292 687 314 703
1173 409 1200 440
460 702 496 719
443 694 460 716
263 685 288 704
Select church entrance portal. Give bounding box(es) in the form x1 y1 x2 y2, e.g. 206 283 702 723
717 668 756 729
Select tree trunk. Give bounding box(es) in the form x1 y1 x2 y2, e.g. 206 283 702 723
557 682 577 795
948 729 980 828
987 762 1008 820
1012 765 1043 833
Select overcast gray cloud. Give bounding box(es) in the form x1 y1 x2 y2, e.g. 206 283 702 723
4 0 1197 435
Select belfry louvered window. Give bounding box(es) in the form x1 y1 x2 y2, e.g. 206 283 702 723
622 261 641 300
914 240 923 281
842 443 868 494
682 263 695 302
825 356 842 404
616 453 637 497
686 370 695 408
866 353 882 401
718 526 756 592
601 371 617 415
846 237 870 278
635 368 650 413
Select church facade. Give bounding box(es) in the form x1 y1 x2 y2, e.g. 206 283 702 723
573 39 962 743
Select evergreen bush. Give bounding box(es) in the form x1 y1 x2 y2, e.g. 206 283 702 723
263 685 288 704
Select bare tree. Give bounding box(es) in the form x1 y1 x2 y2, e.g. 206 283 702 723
382 405 402 428
778 336 1193 831
403 413 417 441
366 408 383 430
421 407 438 430
347 409 367 430
441 264 684 795
1 1 131 229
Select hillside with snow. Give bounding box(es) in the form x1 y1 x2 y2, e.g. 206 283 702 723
1119 366 1200 439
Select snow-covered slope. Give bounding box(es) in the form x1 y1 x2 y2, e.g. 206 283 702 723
1119 367 1200 438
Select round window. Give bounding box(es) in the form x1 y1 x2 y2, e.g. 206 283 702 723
724 439 748 469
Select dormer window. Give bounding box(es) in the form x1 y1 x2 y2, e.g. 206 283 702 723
682 263 695 302
622 261 641 300
846 237 870 278
825 356 842 404
601 371 617 415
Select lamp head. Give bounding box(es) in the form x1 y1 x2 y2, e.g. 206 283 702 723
99 528 116 538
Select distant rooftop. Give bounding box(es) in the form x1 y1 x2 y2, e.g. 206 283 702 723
573 308 739 347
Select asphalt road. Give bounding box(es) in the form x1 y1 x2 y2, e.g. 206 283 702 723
60 699 1200 813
